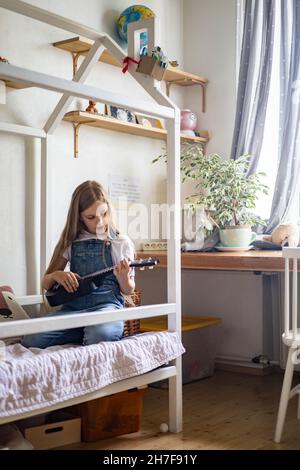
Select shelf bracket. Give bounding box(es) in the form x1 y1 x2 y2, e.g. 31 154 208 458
72 122 81 158
165 81 172 98
199 82 207 113
72 120 96 158
71 52 81 78
165 80 207 113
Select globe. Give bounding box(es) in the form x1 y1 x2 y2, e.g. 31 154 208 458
117 5 155 43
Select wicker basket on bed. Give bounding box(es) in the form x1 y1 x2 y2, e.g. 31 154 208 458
123 289 141 337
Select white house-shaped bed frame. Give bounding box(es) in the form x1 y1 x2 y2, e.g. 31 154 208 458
0 0 182 432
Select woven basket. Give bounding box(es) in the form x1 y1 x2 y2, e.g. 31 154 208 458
123 289 141 337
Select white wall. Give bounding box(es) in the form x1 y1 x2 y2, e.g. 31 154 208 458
0 0 184 294
183 0 236 157
136 268 267 364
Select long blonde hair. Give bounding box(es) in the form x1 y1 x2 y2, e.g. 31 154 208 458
46 181 116 274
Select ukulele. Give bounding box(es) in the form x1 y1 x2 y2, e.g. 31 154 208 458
45 258 160 307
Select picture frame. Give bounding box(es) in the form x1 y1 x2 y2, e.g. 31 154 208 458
135 113 165 129
106 105 136 123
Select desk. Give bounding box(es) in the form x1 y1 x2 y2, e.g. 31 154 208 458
136 250 284 372
137 250 285 272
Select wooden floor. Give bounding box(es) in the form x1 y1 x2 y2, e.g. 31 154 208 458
62 370 300 450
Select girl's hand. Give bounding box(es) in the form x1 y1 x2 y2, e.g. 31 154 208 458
52 271 80 293
113 259 132 282
113 259 135 295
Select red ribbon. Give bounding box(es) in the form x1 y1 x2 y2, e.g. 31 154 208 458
122 56 141 74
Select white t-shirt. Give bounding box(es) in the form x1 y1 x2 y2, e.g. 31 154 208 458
62 231 135 275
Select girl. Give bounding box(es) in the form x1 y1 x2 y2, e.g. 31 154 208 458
22 180 135 349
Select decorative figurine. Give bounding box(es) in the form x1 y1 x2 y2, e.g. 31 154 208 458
85 100 98 113
263 223 300 247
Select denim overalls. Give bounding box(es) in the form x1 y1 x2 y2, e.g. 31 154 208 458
21 238 125 349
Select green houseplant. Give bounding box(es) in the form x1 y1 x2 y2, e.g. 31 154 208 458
153 144 268 245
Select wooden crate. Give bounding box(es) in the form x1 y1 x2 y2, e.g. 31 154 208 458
77 387 146 442
24 417 81 449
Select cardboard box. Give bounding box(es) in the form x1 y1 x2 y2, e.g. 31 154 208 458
77 388 146 442
136 56 166 81
24 417 81 449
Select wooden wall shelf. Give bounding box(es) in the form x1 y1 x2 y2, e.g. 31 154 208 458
64 111 209 157
53 36 208 111
53 36 208 85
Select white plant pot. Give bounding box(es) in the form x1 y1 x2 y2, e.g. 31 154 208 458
219 225 256 248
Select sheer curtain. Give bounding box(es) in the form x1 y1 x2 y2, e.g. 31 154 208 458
234 0 300 227
231 0 275 175
250 1 280 221
266 0 300 231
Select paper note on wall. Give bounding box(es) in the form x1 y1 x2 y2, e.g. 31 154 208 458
108 175 142 235
108 174 141 206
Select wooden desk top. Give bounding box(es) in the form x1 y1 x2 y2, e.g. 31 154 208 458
137 250 285 272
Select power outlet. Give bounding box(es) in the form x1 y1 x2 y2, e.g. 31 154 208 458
142 241 167 251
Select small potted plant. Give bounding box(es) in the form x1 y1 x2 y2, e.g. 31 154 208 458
153 144 268 249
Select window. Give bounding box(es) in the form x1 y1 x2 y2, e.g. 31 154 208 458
254 1 280 220
237 0 300 223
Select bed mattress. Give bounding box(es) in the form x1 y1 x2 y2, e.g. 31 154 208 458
0 332 184 417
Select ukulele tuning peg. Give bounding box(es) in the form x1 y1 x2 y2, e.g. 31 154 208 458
140 267 145 271
148 266 154 270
